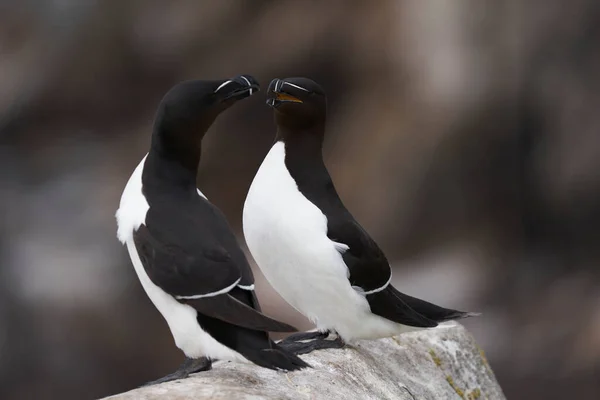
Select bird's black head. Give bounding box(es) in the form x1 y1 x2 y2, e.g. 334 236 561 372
152 75 259 167
266 77 326 130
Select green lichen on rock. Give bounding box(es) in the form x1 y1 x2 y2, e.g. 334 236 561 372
429 349 442 367
475 344 492 374
473 343 487 364
466 388 482 399
445 375 465 398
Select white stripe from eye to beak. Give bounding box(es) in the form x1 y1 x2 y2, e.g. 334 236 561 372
215 80 233 93
237 284 255 291
175 278 241 300
239 76 253 95
283 82 309 92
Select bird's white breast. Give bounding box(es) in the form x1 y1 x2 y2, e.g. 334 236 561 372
115 155 247 362
116 155 149 244
243 142 391 340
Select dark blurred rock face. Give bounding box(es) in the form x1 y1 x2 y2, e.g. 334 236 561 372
1 1 599 399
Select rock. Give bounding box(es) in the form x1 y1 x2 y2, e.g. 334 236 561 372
102 323 505 400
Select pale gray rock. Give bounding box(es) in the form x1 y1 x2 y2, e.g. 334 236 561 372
103 323 504 400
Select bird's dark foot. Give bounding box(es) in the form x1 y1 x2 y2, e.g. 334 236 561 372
279 330 329 345
279 336 345 355
140 357 212 387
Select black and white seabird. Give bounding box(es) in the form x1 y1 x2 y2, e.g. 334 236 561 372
243 77 479 355
116 76 309 385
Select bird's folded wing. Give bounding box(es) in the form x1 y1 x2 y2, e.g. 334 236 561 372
182 293 298 332
133 224 297 332
133 224 242 300
328 219 438 327
327 219 392 294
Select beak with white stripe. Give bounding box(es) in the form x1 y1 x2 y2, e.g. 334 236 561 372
266 78 310 106
265 77 327 130
215 75 260 102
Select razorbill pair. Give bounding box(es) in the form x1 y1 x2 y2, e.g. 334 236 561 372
116 76 308 386
243 78 479 354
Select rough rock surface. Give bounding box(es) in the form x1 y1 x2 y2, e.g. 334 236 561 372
103 323 505 400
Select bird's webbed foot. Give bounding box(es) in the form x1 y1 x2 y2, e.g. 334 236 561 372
279 330 329 345
279 333 345 355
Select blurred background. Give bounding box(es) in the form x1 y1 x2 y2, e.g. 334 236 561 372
1 0 599 399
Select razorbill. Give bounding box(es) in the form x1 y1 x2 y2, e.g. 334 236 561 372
116 76 309 385
243 77 478 354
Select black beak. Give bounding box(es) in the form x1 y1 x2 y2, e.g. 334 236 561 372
266 78 302 107
219 75 260 101
266 79 280 107
268 78 283 94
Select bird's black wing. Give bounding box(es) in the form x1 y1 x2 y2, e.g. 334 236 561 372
329 217 475 326
327 215 437 327
327 217 391 294
133 223 297 332
182 294 295 333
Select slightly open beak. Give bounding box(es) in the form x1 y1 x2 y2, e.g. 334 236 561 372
266 78 303 107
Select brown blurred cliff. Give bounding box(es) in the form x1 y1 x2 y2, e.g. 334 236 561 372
1 1 599 399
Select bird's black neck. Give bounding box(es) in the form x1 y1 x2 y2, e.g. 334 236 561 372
143 141 201 196
276 123 330 185
276 122 324 154
144 102 218 193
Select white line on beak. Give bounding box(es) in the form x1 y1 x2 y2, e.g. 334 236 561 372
240 76 252 95
214 80 233 93
283 82 309 92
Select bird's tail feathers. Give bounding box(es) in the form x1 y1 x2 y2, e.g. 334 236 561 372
185 294 299 332
439 311 481 321
389 286 481 323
